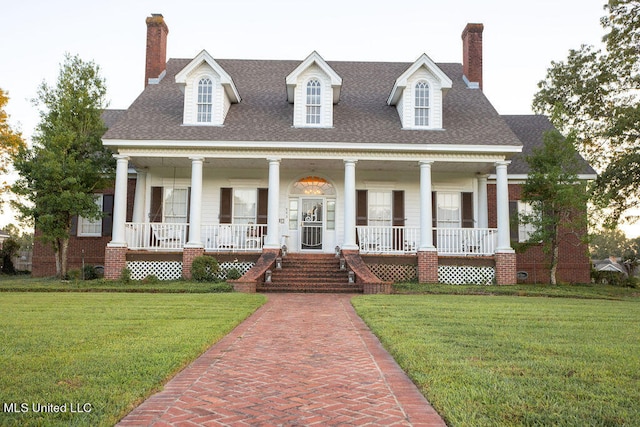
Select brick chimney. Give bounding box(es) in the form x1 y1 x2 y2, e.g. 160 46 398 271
145 14 169 87
461 23 483 90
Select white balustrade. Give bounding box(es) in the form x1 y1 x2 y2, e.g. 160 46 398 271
124 223 266 252
125 223 188 251
356 226 420 254
357 226 497 255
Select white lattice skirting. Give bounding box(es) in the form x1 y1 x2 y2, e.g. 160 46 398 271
367 264 418 282
126 260 256 281
438 265 495 285
217 261 255 280
127 261 183 281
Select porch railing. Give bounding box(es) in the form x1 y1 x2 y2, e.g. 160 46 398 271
202 224 266 252
125 223 188 251
357 226 420 254
124 223 266 252
357 226 498 256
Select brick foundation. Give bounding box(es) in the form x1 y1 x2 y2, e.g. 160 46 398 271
233 281 258 293
363 282 392 294
182 246 205 280
104 246 127 280
495 251 517 285
418 250 438 283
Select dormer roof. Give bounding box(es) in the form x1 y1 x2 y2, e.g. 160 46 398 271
285 51 342 103
387 53 453 105
175 49 241 103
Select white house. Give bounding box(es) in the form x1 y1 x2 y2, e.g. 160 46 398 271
91 15 595 291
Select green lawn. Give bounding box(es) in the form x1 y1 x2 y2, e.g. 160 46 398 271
352 294 640 426
0 292 266 427
0 276 233 293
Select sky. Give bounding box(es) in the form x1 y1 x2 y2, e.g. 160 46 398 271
2 0 635 237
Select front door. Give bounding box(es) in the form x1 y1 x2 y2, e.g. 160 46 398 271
301 198 323 250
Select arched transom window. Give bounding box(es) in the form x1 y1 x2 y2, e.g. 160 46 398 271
414 81 430 127
306 79 321 124
197 77 213 123
291 176 335 195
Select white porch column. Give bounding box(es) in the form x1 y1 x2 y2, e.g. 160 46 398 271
495 161 514 252
477 174 488 229
419 160 436 251
186 157 204 248
342 159 358 250
132 169 147 223
264 158 281 249
108 155 130 247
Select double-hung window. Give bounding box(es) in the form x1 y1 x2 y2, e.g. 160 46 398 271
197 78 213 123
368 191 392 227
518 201 539 242
306 79 321 125
164 188 189 224
77 195 103 236
233 189 257 224
414 81 430 127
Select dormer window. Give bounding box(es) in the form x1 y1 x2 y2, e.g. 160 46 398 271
414 81 430 127
306 79 322 124
387 54 452 130
197 78 213 123
175 50 241 126
286 51 342 128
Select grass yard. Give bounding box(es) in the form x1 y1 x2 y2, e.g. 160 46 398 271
352 295 640 427
0 292 266 427
0 276 233 293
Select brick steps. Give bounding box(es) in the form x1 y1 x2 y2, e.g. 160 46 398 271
258 253 362 293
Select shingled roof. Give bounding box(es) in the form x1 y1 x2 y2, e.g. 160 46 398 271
103 57 523 148
502 115 596 175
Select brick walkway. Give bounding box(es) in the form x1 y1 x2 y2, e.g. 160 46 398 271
117 294 446 426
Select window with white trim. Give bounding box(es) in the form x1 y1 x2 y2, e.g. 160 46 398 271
518 201 539 242
414 81 430 127
368 191 392 226
233 189 257 224
164 188 189 223
306 79 321 124
77 195 103 236
436 192 461 228
197 78 213 123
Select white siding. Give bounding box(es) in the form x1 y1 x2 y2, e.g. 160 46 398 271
401 67 444 129
292 64 333 128
182 63 227 126
141 167 479 252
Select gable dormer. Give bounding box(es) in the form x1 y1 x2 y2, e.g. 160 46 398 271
175 50 241 126
286 51 342 128
387 54 452 130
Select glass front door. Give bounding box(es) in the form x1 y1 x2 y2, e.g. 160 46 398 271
301 198 323 250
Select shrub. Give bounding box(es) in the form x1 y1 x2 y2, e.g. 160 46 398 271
120 267 132 284
67 269 81 281
142 274 160 284
191 256 220 282
226 268 242 280
83 265 98 280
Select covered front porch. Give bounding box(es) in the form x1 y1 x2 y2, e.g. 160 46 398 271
122 222 498 257
104 147 518 286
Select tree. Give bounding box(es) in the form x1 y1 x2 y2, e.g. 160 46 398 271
12 54 115 279
519 130 590 285
590 227 631 259
533 0 640 227
0 88 26 210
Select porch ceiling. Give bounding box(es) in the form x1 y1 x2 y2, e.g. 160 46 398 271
129 157 496 174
